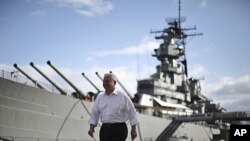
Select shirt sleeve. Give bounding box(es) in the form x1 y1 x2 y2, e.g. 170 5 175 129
88 96 100 126
126 95 139 126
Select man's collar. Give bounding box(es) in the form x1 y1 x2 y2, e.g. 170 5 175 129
105 89 118 95
112 89 118 95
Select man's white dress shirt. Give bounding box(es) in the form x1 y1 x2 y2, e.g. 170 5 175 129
88 89 138 126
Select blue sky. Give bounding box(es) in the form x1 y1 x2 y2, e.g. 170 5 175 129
1 0 250 111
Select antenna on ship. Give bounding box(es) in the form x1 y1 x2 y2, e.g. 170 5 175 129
178 0 188 76
178 0 203 77
178 0 181 29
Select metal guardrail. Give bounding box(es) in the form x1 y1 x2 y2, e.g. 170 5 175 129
1 70 22 82
174 111 250 122
0 69 71 95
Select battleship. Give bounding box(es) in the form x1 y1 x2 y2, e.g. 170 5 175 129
1 1 250 141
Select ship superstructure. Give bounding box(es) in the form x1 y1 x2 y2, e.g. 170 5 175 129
134 1 223 118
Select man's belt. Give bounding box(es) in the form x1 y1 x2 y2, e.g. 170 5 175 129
102 122 126 126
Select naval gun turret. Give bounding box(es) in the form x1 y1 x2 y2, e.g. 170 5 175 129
82 72 102 93
47 60 86 99
30 62 67 95
95 72 103 81
94 71 133 99
109 71 133 99
13 63 48 91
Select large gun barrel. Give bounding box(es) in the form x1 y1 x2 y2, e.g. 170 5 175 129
30 62 67 95
95 72 103 81
110 71 133 98
13 64 47 90
47 61 86 97
82 73 101 93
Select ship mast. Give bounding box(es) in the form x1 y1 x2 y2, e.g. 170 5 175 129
152 0 202 82
178 0 181 29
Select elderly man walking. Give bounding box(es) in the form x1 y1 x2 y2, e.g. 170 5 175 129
88 73 139 141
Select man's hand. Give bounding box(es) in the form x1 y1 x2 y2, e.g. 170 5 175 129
131 125 137 141
88 129 94 137
88 124 95 137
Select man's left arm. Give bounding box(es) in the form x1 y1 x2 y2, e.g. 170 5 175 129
131 124 137 141
126 95 139 140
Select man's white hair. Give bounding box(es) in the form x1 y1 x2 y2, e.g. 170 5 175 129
104 73 117 81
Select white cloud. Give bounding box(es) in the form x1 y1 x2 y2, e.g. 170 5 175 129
203 74 250 111
0 64 14 72
178 62 250 112
205 74 250 96
188 64 209 79
94 37 159 57
43 0 113 16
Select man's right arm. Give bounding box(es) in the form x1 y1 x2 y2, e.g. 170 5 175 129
88 95 100 137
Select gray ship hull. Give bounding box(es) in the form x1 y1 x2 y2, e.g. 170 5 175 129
0 77 219 141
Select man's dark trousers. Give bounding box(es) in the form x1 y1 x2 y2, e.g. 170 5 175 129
100 122 128 141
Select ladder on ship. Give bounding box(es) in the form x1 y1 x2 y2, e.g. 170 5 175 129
155 120 182 141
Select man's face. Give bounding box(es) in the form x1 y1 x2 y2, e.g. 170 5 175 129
103 76 115 91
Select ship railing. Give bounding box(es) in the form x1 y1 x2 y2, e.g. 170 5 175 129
161 112 219 129
162 110 193 116
152 109 219 128
1 69 19 81
175 111 250 122
0 136 92 141
0 69 73 95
